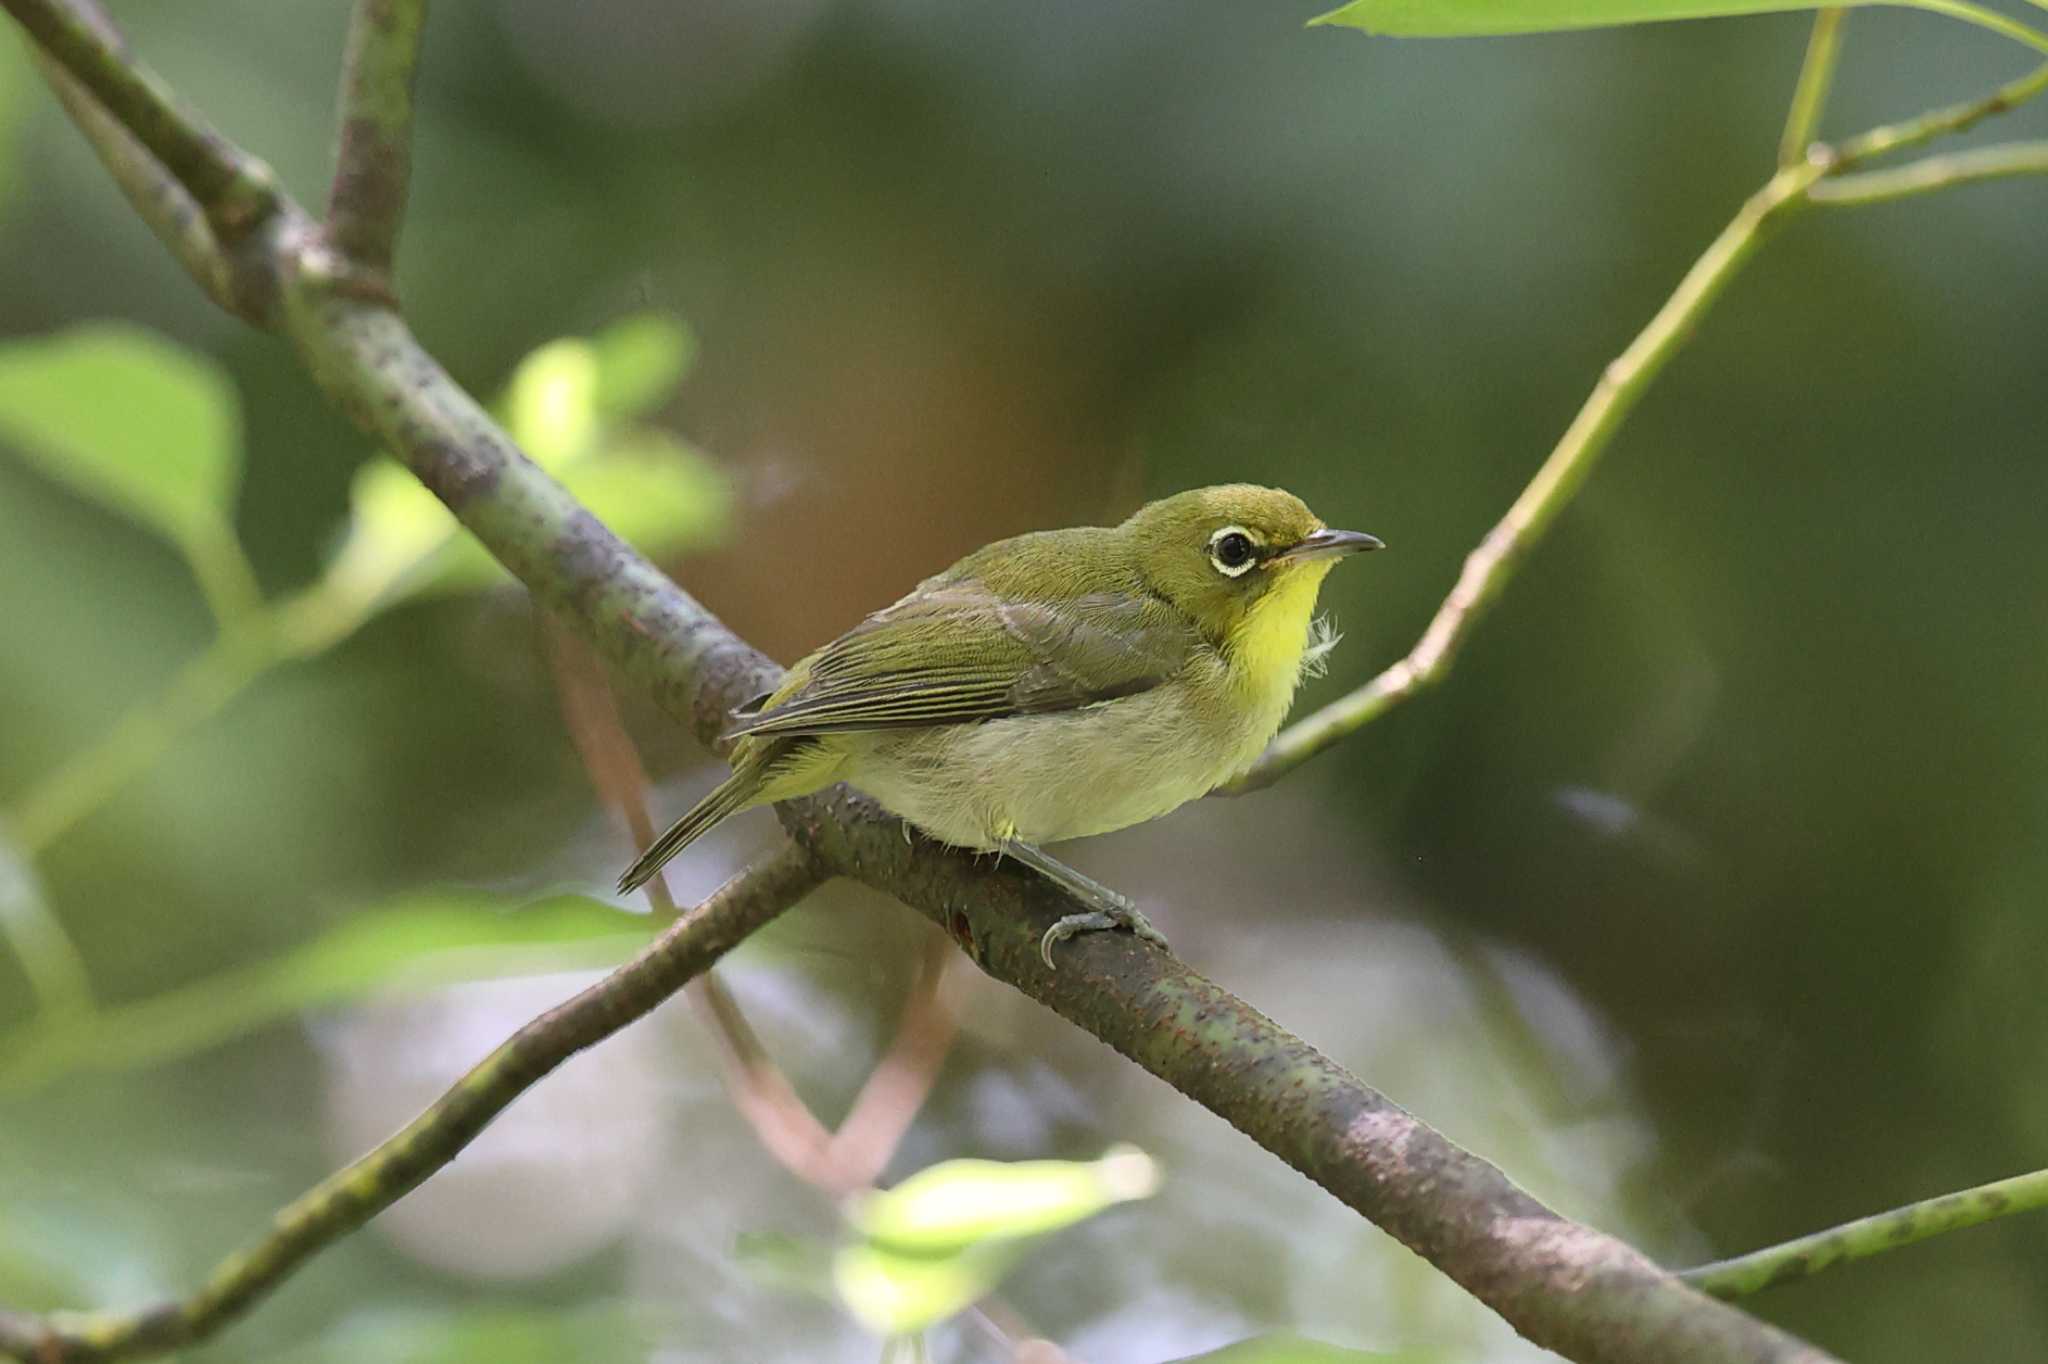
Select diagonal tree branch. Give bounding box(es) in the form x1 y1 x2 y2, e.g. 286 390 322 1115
1779 9 1848 167
1 4 1857 1362
0 847 823 1364
325 0 427 285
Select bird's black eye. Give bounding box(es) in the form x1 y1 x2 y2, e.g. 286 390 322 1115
1209 528 1257 576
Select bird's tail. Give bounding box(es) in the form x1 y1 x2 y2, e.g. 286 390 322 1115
616 762 766 895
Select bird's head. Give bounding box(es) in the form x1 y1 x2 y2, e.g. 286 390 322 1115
1123 483 1382 652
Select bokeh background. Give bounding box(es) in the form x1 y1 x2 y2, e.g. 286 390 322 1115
3 1 2046 1361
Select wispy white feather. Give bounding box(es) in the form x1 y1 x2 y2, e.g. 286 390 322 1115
1300 613 1342 681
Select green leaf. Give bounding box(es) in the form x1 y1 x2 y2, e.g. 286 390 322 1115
592 314 697 420
1312 0 2048 57
322 319 723 616
833 1237 1028 1337
0 324 241 549
503 337 601 467
560 431 731 559
0 892 646 1092
1170 1335 1447 1363
848 1145 1160 1253
322 455 462 611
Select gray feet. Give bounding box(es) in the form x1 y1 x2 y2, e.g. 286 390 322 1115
998 840 1171 967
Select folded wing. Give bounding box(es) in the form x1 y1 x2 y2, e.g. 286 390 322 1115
726 583 1198 740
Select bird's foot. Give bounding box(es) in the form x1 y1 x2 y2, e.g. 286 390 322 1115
1038 896 1171 969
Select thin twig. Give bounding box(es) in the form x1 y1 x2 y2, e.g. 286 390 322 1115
545 624 959 1198
0 0 280 243
1224 159 1824 792
31 51 241 316
0 848 821 1363
1810 139 2048 204
1831 60 2048 169
1779 9 1847 167
825 930 958 1192
1681 1166 2048 1299
326 0 427 282
1227 57 2048 795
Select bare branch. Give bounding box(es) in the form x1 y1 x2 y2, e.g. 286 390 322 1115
1830 60 2048 169
1683 1166 2048 1299
1810 139 2048 204
0 848 821 1363
326 0 427 282
0 0 281 244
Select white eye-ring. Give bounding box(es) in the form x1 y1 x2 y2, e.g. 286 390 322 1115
1208 525 1259 577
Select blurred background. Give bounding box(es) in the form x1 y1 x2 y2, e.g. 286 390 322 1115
2 1 2045 1360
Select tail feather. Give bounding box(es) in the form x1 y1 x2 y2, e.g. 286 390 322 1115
616 767 762 894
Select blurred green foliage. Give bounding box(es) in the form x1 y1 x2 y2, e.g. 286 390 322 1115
1 1 2045 1362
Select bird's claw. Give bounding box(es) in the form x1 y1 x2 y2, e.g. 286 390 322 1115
1038 897 1171 969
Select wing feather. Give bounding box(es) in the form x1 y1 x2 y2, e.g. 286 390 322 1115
725 582 1194 740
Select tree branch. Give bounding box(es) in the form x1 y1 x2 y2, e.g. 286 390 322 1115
1810 139 2048 204
325 0 426 284
0 848 822 1363
1 4 1856 1362
1681 1166 2048 1300
0 0 280 245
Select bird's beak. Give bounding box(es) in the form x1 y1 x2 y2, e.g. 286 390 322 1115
1271 528 1385 564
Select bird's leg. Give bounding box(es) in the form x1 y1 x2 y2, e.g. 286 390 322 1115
997 840 1170 967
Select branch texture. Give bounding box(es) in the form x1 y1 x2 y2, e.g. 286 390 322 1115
325 0 426 280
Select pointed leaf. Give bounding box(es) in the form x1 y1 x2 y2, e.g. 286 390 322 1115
503 338 601 467
592 314 696 420
0 892 646 1091
1313 0 2048 56
850 1146 1159 1254
0 325 240 548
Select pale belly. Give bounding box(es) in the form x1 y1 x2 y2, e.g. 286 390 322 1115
836 669 1288 850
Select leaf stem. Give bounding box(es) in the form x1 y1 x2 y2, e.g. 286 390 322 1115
1681 1166 2048 1299
1780 9 1848 166
1811 139 2048 203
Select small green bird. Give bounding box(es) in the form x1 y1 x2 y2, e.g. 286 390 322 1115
619 484 1381 963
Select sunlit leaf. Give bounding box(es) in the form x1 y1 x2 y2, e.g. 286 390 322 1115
321 319 723 615
504 338 601 467
0 324 241 549
321 455 461 611
1312 0 2048 55
592 314 696 420
833 1237 1027 1337
1170 1334 1447 1363
561 431 731 557
0 892 646 1092
849 1145 1160 1253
